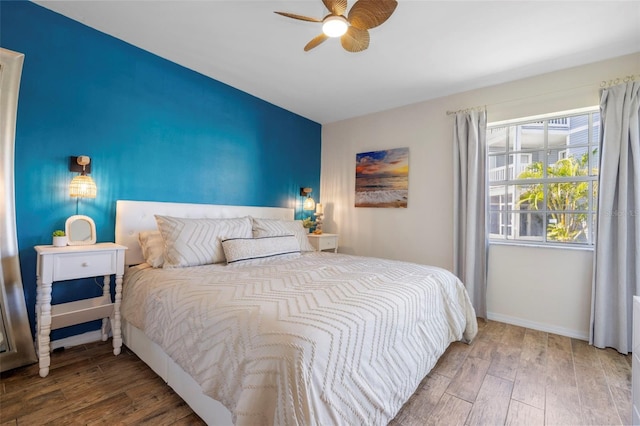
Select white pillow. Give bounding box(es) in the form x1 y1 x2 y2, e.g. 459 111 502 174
251 217 315 252
155 215 252 268
138 230 164 268
221 235 301 264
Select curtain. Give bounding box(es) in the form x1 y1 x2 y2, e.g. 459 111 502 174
453 109 488 319
590 81 640 354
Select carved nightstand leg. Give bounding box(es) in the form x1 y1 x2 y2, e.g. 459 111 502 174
112 273 123 356
101 274 110 341
37 278 52 377
34 274 42 354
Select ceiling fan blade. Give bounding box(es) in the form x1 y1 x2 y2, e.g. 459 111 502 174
304 34 330 51
274 11 322 23
322 0 348 16
347 0 398 30
340 26 369 52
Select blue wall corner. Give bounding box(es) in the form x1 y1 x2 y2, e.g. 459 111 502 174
1 1 321 340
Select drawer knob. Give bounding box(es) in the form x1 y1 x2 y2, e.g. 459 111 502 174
82 262 89 267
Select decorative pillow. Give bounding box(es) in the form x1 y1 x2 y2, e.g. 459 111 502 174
221 235 301 264
138 230 164 268
155 215 252 268
251 217 315 252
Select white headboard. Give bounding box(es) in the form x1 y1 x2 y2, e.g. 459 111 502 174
115 200 295 266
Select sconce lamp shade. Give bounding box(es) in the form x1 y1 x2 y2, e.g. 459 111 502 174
69 175 97 198
300 186 315 211
69 155 96 198
303 196 316 211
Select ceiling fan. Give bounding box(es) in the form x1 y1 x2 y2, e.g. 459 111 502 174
274 0 398 53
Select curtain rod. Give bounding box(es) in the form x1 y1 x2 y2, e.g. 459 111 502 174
600 73 639 88
446 73 640 116
446 105 485 116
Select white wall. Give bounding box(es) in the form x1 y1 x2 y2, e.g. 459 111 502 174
320 52 640 339
487 244 593 339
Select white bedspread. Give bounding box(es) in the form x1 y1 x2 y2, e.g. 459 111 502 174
122 252 477 425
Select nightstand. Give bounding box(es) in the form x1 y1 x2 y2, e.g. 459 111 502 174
307 233 339 253
34 243 127 377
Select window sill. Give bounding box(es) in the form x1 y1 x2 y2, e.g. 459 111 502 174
489 240 594 252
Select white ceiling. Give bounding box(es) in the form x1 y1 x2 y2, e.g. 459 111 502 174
34 1 640 124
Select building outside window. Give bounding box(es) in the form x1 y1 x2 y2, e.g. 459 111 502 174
488 109 600 246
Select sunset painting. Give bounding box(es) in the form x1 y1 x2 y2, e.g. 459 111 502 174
355 148 409 208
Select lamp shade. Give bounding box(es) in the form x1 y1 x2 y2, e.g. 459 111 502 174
322 15 348 37
303 196 316 211
69 175 97 198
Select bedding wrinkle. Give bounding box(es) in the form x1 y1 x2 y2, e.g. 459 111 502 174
121 252 477 425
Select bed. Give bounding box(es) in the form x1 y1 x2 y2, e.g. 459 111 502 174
115 200 477 425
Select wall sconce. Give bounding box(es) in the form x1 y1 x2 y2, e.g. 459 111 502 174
300 187 316 211
69 155 97 198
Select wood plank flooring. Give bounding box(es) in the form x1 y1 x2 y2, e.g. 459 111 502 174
0 320 631 425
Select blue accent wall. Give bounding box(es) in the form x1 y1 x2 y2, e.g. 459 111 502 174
1 1 321 340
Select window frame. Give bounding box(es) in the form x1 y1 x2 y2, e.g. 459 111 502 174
487 107 599 248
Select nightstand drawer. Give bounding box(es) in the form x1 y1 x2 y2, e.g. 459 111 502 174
307 233 339 252
318 236 337 251
53 251 117 281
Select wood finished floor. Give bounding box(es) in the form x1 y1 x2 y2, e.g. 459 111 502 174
0 320 632 425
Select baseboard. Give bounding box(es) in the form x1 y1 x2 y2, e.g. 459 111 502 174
51 330 105 350
486 312 589 341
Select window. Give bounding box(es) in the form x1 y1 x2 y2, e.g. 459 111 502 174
488 109 599 246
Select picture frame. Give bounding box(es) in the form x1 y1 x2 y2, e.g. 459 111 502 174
355 147 409 208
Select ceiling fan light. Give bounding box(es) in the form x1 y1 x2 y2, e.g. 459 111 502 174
322 15 348 37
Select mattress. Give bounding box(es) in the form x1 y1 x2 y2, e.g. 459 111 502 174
122 251 477 425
